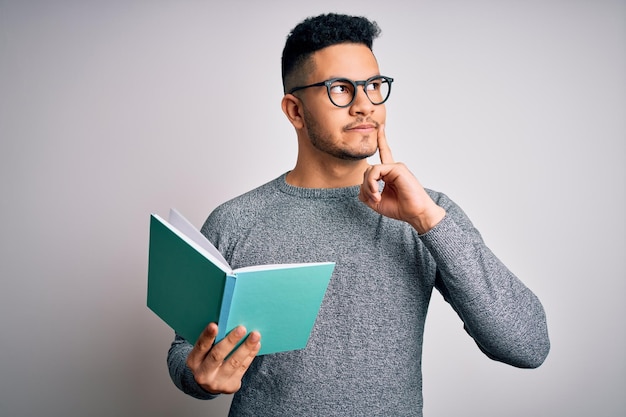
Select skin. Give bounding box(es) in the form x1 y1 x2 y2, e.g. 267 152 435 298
186 42 446 395
284 43 385 188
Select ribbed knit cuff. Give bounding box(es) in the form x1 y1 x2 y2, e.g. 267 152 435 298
181 365 221 400
418 214 468 263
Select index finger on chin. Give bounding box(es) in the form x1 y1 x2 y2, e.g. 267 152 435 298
377 124 394 164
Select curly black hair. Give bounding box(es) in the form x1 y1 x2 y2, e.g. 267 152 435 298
281 13 381 93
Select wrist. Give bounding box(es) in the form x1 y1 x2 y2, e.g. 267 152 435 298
408 205 446 235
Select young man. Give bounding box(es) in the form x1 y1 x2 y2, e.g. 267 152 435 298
167 13 550 416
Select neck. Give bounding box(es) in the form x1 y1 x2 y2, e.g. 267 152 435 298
286 156 370 188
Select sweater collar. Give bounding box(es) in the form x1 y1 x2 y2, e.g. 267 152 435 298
275 172 362 199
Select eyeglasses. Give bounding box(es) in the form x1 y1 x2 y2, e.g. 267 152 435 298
288 75 394 108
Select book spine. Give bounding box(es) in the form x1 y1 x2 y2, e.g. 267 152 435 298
215 274 237 342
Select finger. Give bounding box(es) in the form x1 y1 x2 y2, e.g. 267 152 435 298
187 322 219 369
360 165 388 203
358 166 377 203
207 325 248 363
377 124 394 164
224 331 261 374
358 185 380 205
191 325 247 369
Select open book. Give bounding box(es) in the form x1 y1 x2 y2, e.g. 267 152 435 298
147 209 335 355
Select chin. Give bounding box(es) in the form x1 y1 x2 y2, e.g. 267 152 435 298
338 149 377 161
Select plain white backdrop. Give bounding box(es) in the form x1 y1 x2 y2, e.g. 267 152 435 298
1 1 624 416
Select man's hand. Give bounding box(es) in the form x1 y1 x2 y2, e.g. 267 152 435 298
186 323 261 395
358 124 446 234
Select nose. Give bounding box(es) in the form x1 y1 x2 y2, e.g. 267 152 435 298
349 85 375 116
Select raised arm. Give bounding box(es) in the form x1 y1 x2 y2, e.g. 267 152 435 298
421 197 550 368
359 125 549 367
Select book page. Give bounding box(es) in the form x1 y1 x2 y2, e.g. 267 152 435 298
235 262 335 273
165 209 232 273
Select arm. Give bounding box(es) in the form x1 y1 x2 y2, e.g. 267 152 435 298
421 198 550 368
359 125 549 368
167 323 261 398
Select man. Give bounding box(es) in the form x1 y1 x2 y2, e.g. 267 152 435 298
167 13 550 416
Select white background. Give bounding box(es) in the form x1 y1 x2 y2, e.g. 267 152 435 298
1 1 624 416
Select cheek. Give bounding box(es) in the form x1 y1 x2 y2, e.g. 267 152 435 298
306 108 342 132
377 107 387 123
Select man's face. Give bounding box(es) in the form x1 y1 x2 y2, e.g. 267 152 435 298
298 43 386 161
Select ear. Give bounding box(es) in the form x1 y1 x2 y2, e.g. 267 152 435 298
281 94 304 129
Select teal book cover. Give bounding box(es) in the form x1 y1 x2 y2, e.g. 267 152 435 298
147 209 335 356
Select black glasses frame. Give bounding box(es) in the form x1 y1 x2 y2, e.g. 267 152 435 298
288 75 394 108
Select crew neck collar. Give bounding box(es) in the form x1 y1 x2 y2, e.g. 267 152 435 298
275 172 362 199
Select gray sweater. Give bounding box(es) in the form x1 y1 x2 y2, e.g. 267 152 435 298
167 173 550 416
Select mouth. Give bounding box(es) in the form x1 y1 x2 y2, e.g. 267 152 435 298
345 121 379 132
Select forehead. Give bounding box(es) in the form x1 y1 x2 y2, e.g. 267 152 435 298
309 43 380 81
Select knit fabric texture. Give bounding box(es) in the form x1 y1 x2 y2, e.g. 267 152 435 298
167 173 550 416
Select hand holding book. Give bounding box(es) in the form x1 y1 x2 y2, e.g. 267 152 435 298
186 323 260 395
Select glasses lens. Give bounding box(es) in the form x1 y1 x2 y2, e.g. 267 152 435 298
328 79 356 107
365 77 391 105
326 77 392 107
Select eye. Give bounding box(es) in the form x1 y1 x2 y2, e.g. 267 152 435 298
329 81 353 95
366 79 382 91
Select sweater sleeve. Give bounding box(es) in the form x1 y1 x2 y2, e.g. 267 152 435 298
420 192 550 368
167 334 220 400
